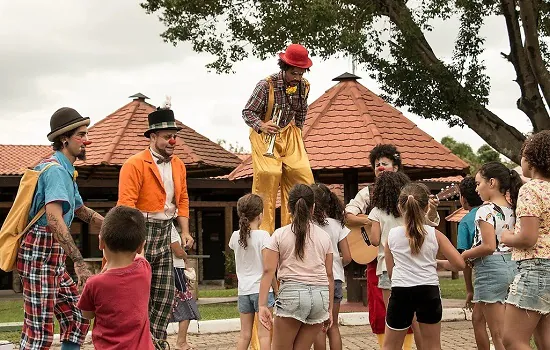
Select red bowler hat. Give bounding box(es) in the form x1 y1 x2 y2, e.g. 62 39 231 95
278 44 313 69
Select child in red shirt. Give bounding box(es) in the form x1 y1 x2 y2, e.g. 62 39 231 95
78 205 155 350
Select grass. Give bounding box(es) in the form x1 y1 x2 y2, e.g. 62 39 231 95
199 288 238 298
439 276 467 300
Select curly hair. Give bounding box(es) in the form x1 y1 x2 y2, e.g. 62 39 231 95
459 176 483 207
371 171 411 217
369 144 403 171
521 130 550 178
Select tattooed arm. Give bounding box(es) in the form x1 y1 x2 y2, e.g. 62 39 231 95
75 205 104 234
46 201 92 287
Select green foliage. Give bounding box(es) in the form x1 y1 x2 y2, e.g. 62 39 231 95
224 250 236 274
141 0 497 126
441 136 503 172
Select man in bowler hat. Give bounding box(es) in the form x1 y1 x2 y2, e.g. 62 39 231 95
118 98 194 345
18 107 104 349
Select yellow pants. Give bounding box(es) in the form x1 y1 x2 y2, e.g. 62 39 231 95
249 123 314 349
250 123 314 234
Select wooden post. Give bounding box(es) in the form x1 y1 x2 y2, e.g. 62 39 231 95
343 169 363 303
224 206 233 256
449 203 459 280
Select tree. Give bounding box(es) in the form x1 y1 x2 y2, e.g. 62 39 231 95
141 0 550 164
442 136 512 172
217 139 248 153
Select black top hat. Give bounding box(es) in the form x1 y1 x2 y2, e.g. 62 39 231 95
144 108 182 138
47 107 90 142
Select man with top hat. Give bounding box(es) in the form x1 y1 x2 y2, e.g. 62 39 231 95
17 107 104 349
243 43 315 234
118 98 194 345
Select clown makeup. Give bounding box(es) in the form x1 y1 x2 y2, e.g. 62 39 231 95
374 157 398 177
151 130 178 158
284 68 306 87
64 126 88 161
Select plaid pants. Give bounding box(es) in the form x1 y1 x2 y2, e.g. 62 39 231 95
145 220 175 343
16 225 89 350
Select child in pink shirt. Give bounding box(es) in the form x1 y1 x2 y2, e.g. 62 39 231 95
78 206 155 350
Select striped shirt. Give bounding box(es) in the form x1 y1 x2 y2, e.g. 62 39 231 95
242 71 309 133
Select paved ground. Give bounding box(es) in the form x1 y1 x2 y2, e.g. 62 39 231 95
68 320 478 350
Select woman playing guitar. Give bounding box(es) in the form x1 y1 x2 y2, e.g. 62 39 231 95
344 144 440 349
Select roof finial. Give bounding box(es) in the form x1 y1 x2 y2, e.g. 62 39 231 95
129 93 150 101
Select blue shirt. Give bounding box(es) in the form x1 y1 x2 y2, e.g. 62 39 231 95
457 207 479 251
29 151 83 227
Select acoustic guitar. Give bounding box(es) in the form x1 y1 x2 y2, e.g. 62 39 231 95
347 184 460 264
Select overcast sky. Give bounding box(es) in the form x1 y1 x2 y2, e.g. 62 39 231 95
0 1 532 156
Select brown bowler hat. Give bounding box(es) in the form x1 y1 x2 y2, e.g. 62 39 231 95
47 107 90 142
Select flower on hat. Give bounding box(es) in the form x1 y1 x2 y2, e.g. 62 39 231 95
286 86 298 95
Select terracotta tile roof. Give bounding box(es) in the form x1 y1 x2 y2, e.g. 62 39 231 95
0 145 52 175
229 74 469 180
76 95 242 176
445 208 468 223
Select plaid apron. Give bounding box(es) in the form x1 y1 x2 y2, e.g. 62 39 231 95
145 219 175 344
16 225 89 350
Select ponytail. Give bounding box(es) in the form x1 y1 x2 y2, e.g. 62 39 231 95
509 170 523 211
292 197 311 260
236 193 264 249
398 184 430 255
289 184 315 261
238 216 251 249
478 161 524 211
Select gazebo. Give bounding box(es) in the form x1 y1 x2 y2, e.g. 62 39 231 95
229 73 469 301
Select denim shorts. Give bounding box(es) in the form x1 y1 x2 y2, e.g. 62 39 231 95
275 281 330 324
473 254 518 304
507 258 550 315
378 272 391 290
334 280 344 303
238 292 275 313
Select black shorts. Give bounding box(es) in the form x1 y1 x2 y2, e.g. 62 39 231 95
386 285 442 330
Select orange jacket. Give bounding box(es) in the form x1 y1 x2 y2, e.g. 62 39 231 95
117 149 189 218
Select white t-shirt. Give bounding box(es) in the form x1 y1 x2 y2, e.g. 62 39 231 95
228 229 272 295
170 225 185 268
387 225 439 287
368 207 404 276
472 203 515 254
319 218 350 282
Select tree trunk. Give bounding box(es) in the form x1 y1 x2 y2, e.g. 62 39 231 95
384 0 526 163
501 0 550 131
519 0 550 109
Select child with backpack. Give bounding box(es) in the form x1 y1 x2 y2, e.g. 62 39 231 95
229 194 277 350
258 184 334 350
461 161 523 350
77 205 155 350
501 131 550 349
311 183 352 350
383 183 465 350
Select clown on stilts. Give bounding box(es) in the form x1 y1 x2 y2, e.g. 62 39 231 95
241 43 315 349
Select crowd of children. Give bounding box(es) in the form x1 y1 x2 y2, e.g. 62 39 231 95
227 132 550 350
71 131 550 349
